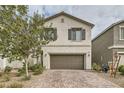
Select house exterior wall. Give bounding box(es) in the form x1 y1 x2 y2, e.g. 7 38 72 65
44 15 92 45
92 28 114 65
92 22 124 66
113 22 124 45
113 22 124 65
43 15 92 69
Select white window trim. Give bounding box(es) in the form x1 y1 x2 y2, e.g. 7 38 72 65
119 26 124 40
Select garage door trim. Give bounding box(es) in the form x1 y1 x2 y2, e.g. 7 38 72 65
50 54 84 70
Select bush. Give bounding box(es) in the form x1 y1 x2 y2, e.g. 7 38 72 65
18 68 25 74
30 64 44 75
118 65 124 75
118 65 124 72
92 63 101 72
17 62 32 76
2 74 10 82
30 64 42 72
22 62 31 70
33 69 43 75
4 66 12 73
17 64 27 76
7 82 23 88
0 83 5 88
92 63 97 70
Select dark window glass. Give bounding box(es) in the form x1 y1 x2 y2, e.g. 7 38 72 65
44 28 57 41
61 18 64 23
68 28 85 41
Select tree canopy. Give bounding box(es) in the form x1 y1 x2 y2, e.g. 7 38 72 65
0 5 56 76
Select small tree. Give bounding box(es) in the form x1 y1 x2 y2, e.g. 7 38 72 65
0 5 56 77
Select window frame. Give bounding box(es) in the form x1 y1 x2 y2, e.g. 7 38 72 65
44 27 57 41
73 30 82 41
68 28 85 41
119 26 124 40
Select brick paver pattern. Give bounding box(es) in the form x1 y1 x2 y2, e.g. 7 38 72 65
24 70 120 88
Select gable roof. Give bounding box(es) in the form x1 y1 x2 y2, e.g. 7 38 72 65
92 20 124 41
45 11 94 28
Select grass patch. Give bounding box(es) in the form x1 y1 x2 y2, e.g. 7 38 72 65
2 74 10 82
21 75 31 81
0 83 5 88
7 82 23 88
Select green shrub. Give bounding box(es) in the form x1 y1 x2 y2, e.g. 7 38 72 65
33 69 43 75
18 68 25 74
22 62 31 70
7 82 23 88
92 63 101 72
118 65 124 72
30 64 42 72
30 64 44 75
92 63 97 70
17 65 26 76
17 62 32 76
118 65 124 75
3 74 10 82
4 66 12 73
0 83 5 88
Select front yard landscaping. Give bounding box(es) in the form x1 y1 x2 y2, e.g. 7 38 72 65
0 64 45 88
0 63 124 88
0 69 122 88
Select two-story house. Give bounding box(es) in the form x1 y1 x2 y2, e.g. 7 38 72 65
92 20 124 66
42 12 94 70
0 12 94 70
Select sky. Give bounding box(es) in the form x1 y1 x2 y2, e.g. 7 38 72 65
29 5 124 39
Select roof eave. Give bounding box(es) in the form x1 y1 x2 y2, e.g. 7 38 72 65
45 11 94 28
92 20 124 42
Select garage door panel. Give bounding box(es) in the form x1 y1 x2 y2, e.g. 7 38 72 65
50 55 84 69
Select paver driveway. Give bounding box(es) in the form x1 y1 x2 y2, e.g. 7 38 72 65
24 70 120 88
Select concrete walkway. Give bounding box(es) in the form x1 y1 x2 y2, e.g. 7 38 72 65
24 70 120 88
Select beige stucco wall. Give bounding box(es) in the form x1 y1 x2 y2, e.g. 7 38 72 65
45 15 91 45
43 15 92 69
43 46 91 69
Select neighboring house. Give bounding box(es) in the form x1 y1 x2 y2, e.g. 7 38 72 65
92 20 124 66
43 12 94 70
0 11 94 70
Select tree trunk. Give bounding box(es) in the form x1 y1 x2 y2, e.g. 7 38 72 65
25 58 29 77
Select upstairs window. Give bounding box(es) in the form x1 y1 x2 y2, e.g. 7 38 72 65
44 28 57 41
68 28 85 41
61 18 64 23
120 27 124 40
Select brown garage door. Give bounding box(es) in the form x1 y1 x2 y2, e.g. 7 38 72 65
50 54 84 69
